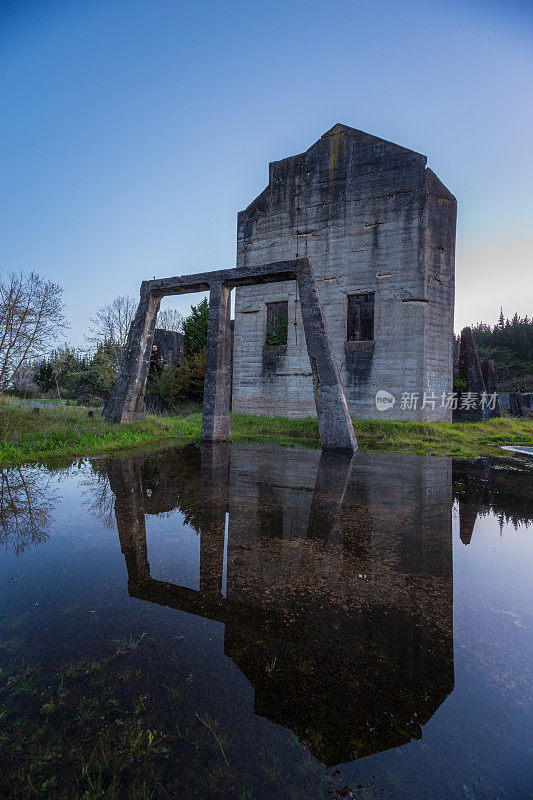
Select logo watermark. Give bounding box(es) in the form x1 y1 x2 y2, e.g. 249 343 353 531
375 390 396 411
375 390 498 412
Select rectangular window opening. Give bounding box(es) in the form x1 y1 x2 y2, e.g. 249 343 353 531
265 301 288 346
347 293 374 342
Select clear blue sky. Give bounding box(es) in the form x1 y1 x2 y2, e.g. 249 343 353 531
2 0 532 346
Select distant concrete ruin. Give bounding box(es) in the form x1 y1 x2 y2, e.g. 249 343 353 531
454 326 502 421
454 326 490 422
151 329 183 369
103 259 358 452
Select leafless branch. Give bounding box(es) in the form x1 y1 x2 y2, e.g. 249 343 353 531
87 295 138 349
0 271 67 393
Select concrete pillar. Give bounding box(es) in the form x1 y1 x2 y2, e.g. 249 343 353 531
296 260 358 452
105 259 356 452
103 285 161 423
201 281 233 442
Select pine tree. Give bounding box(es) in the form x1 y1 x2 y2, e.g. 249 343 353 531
183 298 209 360
470 311 533 381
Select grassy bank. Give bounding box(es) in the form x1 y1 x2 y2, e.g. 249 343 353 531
0 397 531 466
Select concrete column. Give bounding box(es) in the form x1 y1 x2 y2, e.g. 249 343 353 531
103 285 161 423
201 281 232 442
296 260 358 452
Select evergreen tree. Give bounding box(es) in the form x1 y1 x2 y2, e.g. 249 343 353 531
36 360 54 393
470 311 533 381
77 341 123 398
182 298 209 360
149 298 209 408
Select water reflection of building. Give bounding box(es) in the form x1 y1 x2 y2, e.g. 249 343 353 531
107 444 454 766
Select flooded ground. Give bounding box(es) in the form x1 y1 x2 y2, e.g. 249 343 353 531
0 444 531 799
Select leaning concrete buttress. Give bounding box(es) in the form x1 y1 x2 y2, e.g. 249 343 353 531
103 259 357 452
295 259 357 451
103 285 161 423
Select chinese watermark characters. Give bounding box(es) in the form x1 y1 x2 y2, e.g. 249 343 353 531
375 390 498 412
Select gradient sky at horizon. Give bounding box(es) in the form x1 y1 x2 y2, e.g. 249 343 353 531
2 0 532 346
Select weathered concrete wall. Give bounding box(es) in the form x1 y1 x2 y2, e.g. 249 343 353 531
232 124 456 421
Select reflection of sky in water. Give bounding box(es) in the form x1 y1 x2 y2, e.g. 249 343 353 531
0 446 531 799
145 509 201 591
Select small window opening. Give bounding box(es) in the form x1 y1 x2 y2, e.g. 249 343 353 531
347 293 374 341
266 301 288 346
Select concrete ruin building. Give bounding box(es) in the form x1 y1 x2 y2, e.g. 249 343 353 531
151 329 184 369
232 124 457 421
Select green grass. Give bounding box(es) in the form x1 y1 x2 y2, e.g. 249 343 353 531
0 397 202 466
351 416 533 458
10 396 63 405
0 396 531 466
230 413 533 459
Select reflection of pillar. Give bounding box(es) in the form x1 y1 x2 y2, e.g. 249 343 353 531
202 282 232 442
306 450 354 543
459 501 478 545
454 459 490 545
107 445 230 599
199 444 230 594
341 478 374 575
258 482 283 563
104 286 161 423
107 458 150 585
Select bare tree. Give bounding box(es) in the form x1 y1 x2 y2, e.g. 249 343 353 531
81 463 116 530
11 363 39 396
157 307 184 333
0 271 67 393
87 294 137 349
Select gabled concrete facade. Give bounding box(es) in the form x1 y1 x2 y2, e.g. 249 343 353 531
232 124 457 421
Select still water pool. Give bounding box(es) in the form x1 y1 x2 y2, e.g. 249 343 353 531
0 444 531 799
